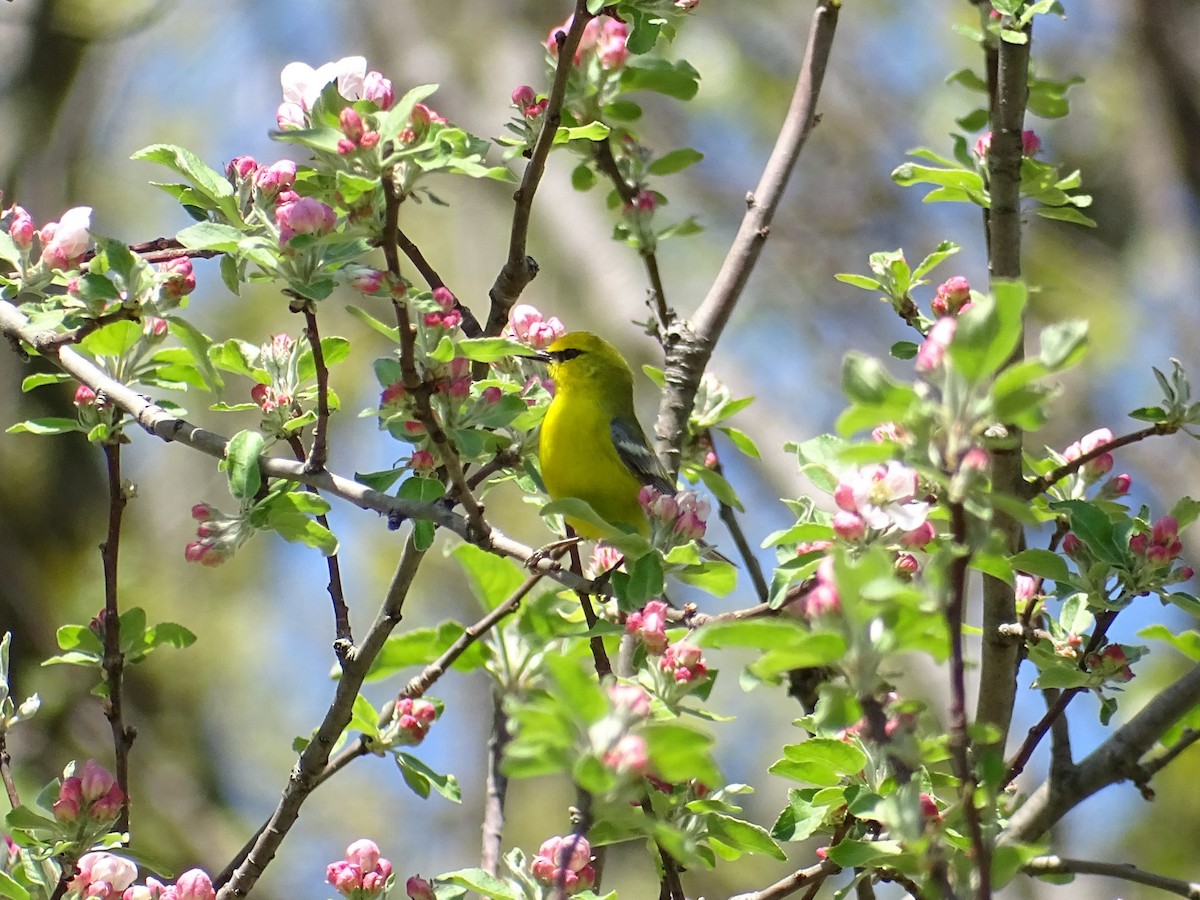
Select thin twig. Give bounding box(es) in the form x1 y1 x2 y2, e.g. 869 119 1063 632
1140 727 1200 780
100 442 134 833
0 734 20 808
568 538 612 679
481 691 509 876
1023 856 1200 899
654 0 840 476
217 535 426 898
38 307 142 350
285 434 352 650
1025 423 1177 498
394 226 483 338
299 304 331 473
1003 610 1117 787
590 139 672 332
946 501 990 899
731 859 840 900
707 446 769 602
485 0 593 336
381 171 491 544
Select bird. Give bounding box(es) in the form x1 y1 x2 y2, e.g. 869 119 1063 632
536 331 676 540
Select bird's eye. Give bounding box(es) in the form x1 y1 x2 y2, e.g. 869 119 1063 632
551 348 586 362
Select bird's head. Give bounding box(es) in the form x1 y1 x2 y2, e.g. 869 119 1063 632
538 331 634 394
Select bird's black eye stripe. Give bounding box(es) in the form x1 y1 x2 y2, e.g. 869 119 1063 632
550 348 586 362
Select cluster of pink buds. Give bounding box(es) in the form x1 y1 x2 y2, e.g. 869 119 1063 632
625 600 670 654
506 304 564 350
1062 427 1115 482
122 869 216 900
326 839 393 899
585 542 624 578
973 129 1041 158
1085 643 1135 684
919 792 941 824
66 852 138 900
155 256 197 303
530 835 596 894
916 316 957 372
546 15 629 69
638 487 710 544
1052 633 1084 660
399 103 447 144
931 276 973 317
659 640 707 684
5 205 35 251
511 85 549 119
1130 515 1187 567
336 107 382 155
277 57 394 130
423 286 462 331
250 333 304 424
53 760 124 825
607 681 652 719
383 696 438 746
184 503 251 567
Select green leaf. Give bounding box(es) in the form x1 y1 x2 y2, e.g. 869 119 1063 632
345 305 400 342
748 632 847 680
1035 206 1096 228
834 273 882 291
697 618 812 650
621 58 701 100
780 737 868 779
826 839 903 867
571 163 598 191
82 320 143 358
642 721 721 785
131 143 238 220
456 337 542 363
771 789 828 842
6 418 82 436
364 621 486 682
948 281 1026 382
911 240 961 280
623 552 664 607
0 869 31 900
20 372 72 392
452 543 525 610
176 222 245 253
648 148 704 176
259 491 339 556
545 655 608 725
1010 548 1069 584
553 122 611 144
394 751 462 802
225 430 265 501
706 814 787 861
439 869 518 900
1138 624 1200 661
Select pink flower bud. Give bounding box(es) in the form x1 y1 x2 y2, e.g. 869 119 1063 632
327 861 362 895
432 286 455 312
40 206 92 269
80 759 118 803
597 18 629 68
276 102 306 130
174 870 216 900
347 266 386 294
226 156 258 179
1062 532 1084 557
255 160 298 196
916 317 956 372
142 316 169 341
406 876 436 900
1014 573 1038 604
512 85 537 108
932 276 971 316
1110 473 1131 495
603 733 649 775
833 480 858 512
345 840 381 873
276 196 336 244
339 107 365 141
363 71 395 109
74 384 98 407
900 520 936 549
410 450 436 472
481 386 503 404
625 189 657 215
919 793 941 823
89 783 125 820
54 777 83 822
9 206 34 249
626 600 670 654
832 510 865 541
608 682 651 718
894 553 919 577
1022 130 1042 155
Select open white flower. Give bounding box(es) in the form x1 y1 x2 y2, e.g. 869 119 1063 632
280 56 367 111
845 461 929 532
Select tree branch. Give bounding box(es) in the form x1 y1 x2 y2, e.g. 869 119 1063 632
654 0 840 476
975 16 1032 749
0 299 604 596
298 304 331 473
485 0 593 336
1002 662 1200 844
1024 423 1177 498
1023 855 1200 899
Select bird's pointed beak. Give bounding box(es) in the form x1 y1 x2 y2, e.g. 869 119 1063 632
527 349 552 363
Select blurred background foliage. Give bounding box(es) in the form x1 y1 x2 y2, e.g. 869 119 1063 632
2 0 1200 897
